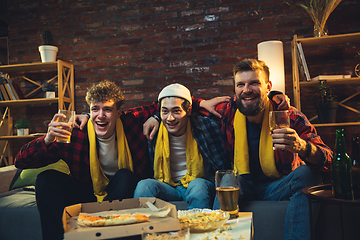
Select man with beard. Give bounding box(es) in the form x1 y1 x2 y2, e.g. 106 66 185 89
201 59 333 240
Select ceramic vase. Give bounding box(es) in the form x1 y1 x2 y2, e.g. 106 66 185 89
45 91 55 98
315 102 338 123
314 22 328 37
17 128 29 136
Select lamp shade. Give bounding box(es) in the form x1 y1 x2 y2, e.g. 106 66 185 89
257 40 285 93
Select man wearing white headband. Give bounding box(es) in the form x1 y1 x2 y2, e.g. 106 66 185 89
134 83 230 209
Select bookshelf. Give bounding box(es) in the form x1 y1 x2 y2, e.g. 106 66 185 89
291 32 360 127
0 60 74 166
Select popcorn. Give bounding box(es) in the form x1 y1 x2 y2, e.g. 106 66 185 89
144 233 184 240
194 225 243 240
195 231 244 240
217 224 232 232
177 210 229 232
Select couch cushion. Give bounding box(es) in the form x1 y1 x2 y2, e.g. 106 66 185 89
0 189 41 240
9 160 70 190
169 201 188 210
241 201 288 240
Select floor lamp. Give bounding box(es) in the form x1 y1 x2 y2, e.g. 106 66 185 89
257 40 285 94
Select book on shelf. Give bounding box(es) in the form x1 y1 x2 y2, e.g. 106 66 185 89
296 42 311 81
9 83 20 100
0 89 4 101
12 82 24 99
311 75 352 81
0 84 9 100
4 83 17 100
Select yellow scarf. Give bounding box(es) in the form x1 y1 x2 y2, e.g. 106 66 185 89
87 118 133 202
153 119 204 188
233 100 282 179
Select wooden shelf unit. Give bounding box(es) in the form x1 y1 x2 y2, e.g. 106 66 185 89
0 60 74 166
291 32 360 128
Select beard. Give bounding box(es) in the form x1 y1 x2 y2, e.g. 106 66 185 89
236 93 267 116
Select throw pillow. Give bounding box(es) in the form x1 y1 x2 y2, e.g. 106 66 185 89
9 160 70 190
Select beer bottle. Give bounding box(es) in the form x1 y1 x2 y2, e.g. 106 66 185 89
351 136 360 199
331 129 353 200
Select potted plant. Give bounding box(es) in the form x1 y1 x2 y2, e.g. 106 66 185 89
287 0 343 37
38 30 58 62
15 118 30 136
312 80 338 123
42 82 56 98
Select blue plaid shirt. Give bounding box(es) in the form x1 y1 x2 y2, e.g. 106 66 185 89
148 113 231 183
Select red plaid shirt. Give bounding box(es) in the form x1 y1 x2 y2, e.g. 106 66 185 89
193 96 332 174
14 103 159 184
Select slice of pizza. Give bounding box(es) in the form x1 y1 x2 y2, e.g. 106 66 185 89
77 213 106 226
77 213 149 227
104 214 149 226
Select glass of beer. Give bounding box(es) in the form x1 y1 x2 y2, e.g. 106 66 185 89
55 109 75 143
215 170 239 219
269 110 290 150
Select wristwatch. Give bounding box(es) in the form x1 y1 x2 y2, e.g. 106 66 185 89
81 112 90 119
152 114 161 123
300 141 312 161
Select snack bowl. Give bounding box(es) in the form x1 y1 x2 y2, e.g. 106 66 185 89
177 208 230 233
142 227 190 240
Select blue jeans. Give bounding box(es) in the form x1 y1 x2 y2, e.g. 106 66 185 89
134 178 215 209
213 165 322 240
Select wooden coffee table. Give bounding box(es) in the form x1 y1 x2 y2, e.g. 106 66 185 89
189 212 253 240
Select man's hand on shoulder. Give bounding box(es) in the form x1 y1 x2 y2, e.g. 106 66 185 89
143 116 160 140
273 95 290 110
268 91 290 110
199 96 230 118
74 114 89 130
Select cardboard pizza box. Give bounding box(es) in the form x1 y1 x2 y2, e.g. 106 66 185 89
63 197 181 240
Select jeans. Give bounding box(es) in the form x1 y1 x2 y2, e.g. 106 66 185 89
35 168 137 240
213 165 322 240
134 178 215 209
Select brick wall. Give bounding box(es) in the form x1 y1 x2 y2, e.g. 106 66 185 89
5 0 360 150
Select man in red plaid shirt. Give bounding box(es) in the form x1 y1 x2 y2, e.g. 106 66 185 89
15 80 157 240
200 59 333 240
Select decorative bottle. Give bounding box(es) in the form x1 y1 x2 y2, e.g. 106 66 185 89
331 129 353 200
351 136 360 199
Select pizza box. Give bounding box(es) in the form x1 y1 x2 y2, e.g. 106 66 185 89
63 197 181 240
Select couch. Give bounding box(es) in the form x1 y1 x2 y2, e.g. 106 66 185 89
1 165 359 240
